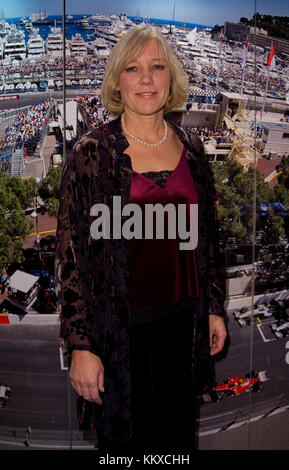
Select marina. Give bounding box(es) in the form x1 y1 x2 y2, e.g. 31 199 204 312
0 12 287 104
0 10 289 454
0 10 289 172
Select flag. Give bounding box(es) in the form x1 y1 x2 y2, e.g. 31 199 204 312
242 39 249 68
267 43 275 70
219 31 223 52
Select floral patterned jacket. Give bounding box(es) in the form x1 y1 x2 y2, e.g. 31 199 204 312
55 116 226 443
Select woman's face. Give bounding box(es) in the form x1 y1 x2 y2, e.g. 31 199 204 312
116 38 172 117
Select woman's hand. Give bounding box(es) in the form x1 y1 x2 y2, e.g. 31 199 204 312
209 315 227 356
69 350 104 404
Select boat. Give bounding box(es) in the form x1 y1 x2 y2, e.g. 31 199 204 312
79 17 92 30
90 13 111 26
27 28 45 58
69 33 88 56
93 17 130 44
93 27 118 45
0 37 5 59
119 14 134 27
15 83 24 91
4 27 26 60
0 18 10 42
161 27 170 35
87 37 111 57
24 81 32 90
45 24 71 58
25 21 33 32
30 11 47 24
18 17 28 26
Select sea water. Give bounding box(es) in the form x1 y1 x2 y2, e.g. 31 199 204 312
6 14 211 44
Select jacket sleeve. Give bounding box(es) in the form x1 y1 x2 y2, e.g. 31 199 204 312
191 133 227 318
206 158 227 318
55 153 98 357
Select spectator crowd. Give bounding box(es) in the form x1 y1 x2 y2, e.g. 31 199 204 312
0 101 50 153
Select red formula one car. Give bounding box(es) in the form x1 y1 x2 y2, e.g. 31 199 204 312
202 370 268 403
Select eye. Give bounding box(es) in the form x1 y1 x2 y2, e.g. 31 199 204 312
126 66 137 72
152 64 165 70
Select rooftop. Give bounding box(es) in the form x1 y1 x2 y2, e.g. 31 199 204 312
9 270 39 293
256 156 282 188
221 91 248 101
262 122 289 130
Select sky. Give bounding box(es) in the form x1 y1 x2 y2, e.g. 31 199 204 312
1 0 289 27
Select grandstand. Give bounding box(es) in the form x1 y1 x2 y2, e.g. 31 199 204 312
0 101 52 176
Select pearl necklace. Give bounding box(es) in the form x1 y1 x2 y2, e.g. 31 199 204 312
121 113 168 147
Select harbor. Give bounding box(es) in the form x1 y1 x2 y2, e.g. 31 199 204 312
0 12 287 101
0 10 289 182
0 8 289 453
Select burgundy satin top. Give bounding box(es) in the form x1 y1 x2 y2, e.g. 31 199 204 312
128 147 199 309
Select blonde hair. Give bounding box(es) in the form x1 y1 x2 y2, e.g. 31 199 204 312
101 25 189 115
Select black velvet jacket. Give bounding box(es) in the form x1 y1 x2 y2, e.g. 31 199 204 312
55 116 226 443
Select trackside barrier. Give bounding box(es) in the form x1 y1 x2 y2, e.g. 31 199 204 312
2 313 59 325
0 313 9 324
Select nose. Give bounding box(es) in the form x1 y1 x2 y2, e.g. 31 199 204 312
140 67 153 84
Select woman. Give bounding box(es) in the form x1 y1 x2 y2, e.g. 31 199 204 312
55 25 227 452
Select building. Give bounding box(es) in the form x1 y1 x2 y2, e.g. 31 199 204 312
256 155 282 188
224 21 289 58
261 122 289 156
224 22 250 43
8 270 39 310
249 30 289 58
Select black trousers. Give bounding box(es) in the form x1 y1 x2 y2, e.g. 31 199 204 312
129 298 197 452
97 299 197 453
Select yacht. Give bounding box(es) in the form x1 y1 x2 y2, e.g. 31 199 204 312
119 14 134 27
93 26 118 45
46 24 71 58
79 17 92 30
112 18 131 35
0 39 4 59
4 28 26 60
27 28 45 58
161 27 170 35
90 13 111 25
25 21 33 32
93 17 130 44
87 37 111 57
18 17 28 26
0 19 10 42
69 33 88 56
30 11 47 24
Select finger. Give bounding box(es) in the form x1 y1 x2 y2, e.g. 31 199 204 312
98 367 104 393
70 373 101 404
81 385 92 401
210 333 226 355
80 384 103 405
210 344 220 355
210 340 217 355
209 330 213 349
89 386 103 405
70 374 82 397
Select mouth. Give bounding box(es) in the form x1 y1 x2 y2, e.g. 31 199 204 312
135 92 157 97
